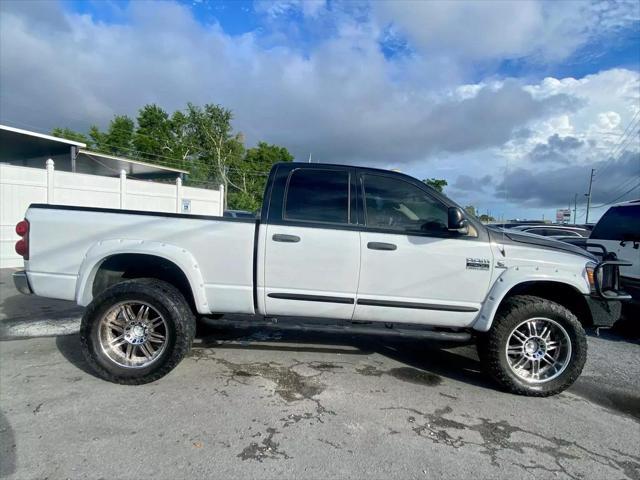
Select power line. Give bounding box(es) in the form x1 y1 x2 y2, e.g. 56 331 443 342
604 168 640 198
2 106 260 165
590 183 640 209
595 127 638 179
1 117 273 177
595 112 640 178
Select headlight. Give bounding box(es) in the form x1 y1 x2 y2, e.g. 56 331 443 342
584 262 597 293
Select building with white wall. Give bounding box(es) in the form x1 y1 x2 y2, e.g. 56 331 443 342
0 124 223 268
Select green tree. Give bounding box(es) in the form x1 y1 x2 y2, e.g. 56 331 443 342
50 103 293 204
168 110 192 168
228 142 294 211
464 205 477 217
184 103 245 195
423 178 447 193
88 125 106 151
103 115 135 156
134 104 173 162
51 127 91 146
479 214 495 223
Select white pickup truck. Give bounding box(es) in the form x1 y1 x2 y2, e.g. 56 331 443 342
13 162 631 396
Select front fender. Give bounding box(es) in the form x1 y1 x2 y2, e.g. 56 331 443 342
75 239 210 314
472 265 590 332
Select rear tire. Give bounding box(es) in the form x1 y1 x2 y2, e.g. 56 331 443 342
80 278 195 385
478 295 587 396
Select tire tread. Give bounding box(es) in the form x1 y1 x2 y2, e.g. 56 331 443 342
479 294 587 397
80 278 195 385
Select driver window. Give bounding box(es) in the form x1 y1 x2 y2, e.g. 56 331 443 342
363 174 449 234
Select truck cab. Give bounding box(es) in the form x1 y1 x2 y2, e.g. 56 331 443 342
258 163 490 327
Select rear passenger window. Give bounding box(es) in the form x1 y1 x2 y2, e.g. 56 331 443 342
284 169 350 224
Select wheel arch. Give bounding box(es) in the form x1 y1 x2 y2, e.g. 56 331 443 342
474 273 592 332
76 240 210 314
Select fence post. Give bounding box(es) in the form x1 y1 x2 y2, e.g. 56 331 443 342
46 158 54 204
119 170 127 209
176 177 183 213
219 183 225 215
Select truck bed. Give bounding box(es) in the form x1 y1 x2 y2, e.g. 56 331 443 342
24 204 258 314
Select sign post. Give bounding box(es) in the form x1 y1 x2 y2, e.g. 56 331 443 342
556 208 571 224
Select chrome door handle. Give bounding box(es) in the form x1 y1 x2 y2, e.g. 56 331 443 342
273 234 301 243
367 242 397 251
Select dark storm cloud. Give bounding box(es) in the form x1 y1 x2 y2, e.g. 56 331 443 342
529 133 585 164
0 1 584 166
452 174 493 192
497 150 640 207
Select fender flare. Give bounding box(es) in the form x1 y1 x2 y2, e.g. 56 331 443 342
75 239 210 314
472 266 590 332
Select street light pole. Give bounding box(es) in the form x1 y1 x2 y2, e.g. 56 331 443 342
584 168 595 224
573 193 578 224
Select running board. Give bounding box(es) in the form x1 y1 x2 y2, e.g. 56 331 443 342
201 316 473 342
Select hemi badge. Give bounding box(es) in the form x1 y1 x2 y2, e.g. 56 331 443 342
466 258 490 270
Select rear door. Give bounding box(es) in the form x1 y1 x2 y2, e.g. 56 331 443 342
354 171 493 328
261 165 361 319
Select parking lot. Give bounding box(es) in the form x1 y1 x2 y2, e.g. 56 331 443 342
1 268 639 480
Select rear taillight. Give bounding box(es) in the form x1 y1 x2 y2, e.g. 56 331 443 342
15 219 29 260
15 220 29 236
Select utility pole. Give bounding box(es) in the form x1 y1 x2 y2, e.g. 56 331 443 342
573 193 578 224
584 168 595 224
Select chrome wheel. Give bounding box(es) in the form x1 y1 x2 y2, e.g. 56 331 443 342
98 301 168 368
506 317 572 384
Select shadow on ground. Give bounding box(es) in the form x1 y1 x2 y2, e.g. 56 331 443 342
54 317 640 421
0 291 83 323
0 410 16 478
55 319 494 392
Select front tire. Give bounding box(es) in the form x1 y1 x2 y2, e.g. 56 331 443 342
80 278 195 385
478 295 587 396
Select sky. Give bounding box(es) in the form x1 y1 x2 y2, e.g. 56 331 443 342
1 0 639 222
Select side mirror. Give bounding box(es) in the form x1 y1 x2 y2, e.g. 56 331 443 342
448 207 468 232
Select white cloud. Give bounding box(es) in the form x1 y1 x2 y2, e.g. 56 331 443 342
0 0 581 165
447 69 640 219
598 111 621 130
254 0 326 19
373 0 640 63
0 0 637 221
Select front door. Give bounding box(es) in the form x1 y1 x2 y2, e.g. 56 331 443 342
263 166 360 319
354 172 493 328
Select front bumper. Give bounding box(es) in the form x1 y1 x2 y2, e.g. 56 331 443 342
592 259 632 301
585 259 632 327
13 270 33 295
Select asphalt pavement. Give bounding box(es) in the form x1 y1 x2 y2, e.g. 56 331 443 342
1 268 639 479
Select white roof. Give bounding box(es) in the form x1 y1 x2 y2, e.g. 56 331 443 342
0 124 87 148
78 149 189 175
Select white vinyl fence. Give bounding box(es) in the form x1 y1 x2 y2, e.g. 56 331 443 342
0 160 224 268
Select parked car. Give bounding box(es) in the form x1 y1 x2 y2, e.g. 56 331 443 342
223 209 256 219
489 222 546 229
12 163 630 396
511 225 590 238
588 200 640 305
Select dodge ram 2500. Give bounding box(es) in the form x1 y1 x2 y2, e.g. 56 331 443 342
13 162 631 395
